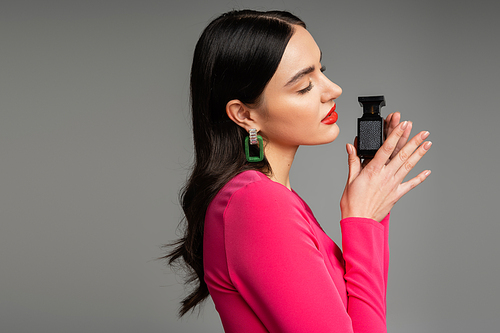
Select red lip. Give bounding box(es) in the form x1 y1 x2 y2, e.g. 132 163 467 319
321 104 338 124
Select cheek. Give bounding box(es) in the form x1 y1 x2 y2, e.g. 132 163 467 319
268 105 312 132
259 92 321 138
274 96 319 120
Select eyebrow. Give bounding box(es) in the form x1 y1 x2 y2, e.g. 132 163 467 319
284 65 315 87
284 51 323 88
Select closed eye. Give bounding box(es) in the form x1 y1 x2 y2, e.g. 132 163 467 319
298 65 326 94
298 81 313 94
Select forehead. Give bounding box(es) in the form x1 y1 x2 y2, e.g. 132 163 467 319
271 26 321 85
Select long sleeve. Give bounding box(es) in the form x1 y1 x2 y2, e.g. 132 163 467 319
204 171 389 333
341 214 390 332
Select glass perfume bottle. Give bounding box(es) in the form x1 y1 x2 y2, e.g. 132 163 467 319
357 95 386 159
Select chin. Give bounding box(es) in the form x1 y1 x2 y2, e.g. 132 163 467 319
308 128 340 146
325 124 340 143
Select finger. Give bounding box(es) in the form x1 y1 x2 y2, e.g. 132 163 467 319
399 120 412 146
397 169 432 197
384 113 394 139
394 140 432 182
346 143 361 184
384 112 401 139
389 130 429 169
369 121 409 169
390 121 413 160
390 112 401 130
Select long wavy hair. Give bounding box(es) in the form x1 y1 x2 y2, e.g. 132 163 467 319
163 9 306 316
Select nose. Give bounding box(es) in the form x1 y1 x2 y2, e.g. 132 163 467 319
321 76 342 103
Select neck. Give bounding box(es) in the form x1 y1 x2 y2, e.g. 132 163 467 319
263 143 298 190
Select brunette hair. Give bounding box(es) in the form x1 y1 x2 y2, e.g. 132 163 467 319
163 9 306 316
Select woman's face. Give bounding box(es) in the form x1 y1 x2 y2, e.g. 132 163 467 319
253 26 342 152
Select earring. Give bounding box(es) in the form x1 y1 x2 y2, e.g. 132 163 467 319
245 128 264 162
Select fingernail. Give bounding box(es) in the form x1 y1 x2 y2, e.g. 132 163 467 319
423 141 432 150
424 170 431 177
346 144 354 155
421 131 430 140
401 121 408 130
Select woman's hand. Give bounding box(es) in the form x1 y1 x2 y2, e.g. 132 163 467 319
384 112 412 161
359 112 411 167
340 119 432 222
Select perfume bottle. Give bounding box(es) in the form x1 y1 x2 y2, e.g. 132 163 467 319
357 95 386 159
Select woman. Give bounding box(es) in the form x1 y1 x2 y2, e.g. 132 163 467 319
166 9 431 332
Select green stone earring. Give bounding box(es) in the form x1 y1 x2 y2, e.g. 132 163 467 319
245 129 263 162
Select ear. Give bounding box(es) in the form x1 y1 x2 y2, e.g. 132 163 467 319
226 99 259 131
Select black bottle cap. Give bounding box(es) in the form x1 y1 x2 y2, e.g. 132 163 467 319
358 95 386 115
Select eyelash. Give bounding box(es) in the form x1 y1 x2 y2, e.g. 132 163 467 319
297 65 327 95
298 82 313 95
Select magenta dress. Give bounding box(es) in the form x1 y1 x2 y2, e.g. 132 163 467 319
204 170 389 332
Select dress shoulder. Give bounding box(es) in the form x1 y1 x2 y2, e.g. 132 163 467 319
210 170 297 213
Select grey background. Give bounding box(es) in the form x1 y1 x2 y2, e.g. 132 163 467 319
1 0 499 332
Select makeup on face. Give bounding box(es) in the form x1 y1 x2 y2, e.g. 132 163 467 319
321 104 338 125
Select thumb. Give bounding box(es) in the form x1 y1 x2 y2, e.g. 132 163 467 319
346 143 361 184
